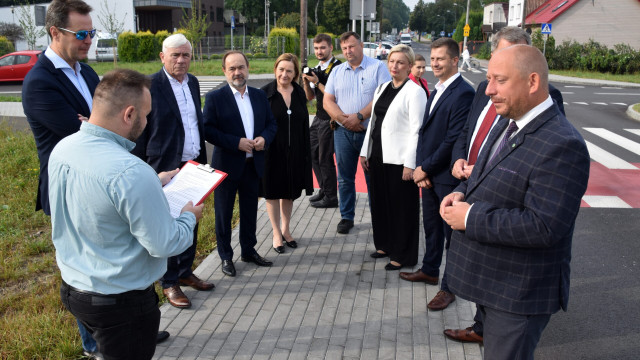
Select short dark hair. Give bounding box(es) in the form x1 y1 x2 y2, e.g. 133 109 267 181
415 54 426 62
274 53 300 81
339 31 360 44
431 37 460 59
45 0 93 38
314 33 332 46
94 69 151 117
222 50 249 69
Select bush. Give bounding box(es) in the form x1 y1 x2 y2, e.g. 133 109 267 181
137 31 157 62
531 29 556 63
546 37 640 75
118 31 138 62
209 53 222 59
475 41 491 60
155 30 170 52
268 27 299 57
253 52 266 58
0 36 14 56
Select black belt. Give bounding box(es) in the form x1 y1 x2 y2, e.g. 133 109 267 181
63 280 154 306
245 157 254 163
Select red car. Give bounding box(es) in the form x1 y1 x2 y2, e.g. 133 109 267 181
0 50 42 82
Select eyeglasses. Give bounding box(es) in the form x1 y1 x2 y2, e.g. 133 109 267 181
57 27 96 40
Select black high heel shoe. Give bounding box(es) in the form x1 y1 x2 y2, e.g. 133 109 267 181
283 235 297 248
273 245 285 254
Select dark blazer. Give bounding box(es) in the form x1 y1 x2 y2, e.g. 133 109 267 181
446 105 590 315
451 80 565 164
203 85 277 180
416 75 475 185
132 70 207 171
22 54 100 215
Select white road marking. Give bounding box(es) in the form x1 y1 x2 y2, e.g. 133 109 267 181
573 102 589 105
565 85 585 88
461 75 475 87
584 128 640 155
612 103 628 106
592 102 608 105
602 87 622 89
561 91 575 94
585 141 637 169
624 129 640 137
594 92 640 96
582 195 631 208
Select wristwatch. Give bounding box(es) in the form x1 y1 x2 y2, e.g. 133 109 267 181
357 112 364 121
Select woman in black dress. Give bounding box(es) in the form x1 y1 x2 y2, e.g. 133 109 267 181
261 53 313 254
359 45 427 270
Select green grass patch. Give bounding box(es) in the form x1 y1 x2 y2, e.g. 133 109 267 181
634 103 640 113
89 58 279 76
550 69 640 84
0 96 21 102
0 120 234 357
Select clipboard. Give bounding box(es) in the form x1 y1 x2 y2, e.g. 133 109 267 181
163 160 228 218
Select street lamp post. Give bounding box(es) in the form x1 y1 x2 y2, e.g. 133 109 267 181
273 11 276 28
264 0 270 42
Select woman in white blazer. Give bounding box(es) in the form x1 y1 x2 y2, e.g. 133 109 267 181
360 45 427 271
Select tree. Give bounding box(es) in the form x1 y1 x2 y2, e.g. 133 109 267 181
0 22 24 48
380 18 392 34
408 0 427 41
180 0 210 63
17 1 46 50
383 0 410 31
322 0 349 35
226 0 262 35
96 0 125 65
276 13 317 36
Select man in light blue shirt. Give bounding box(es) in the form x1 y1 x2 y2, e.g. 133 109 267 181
50 69 204 360
324 31 391 234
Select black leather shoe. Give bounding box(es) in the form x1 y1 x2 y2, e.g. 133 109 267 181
82 350 104 360
284 239 298 248
385 263 402 271
311 197 339 208
156 330 170 344
370 251 388 259
273 245 285 254
241 253 273 267
337 219 354 234
309 191 324 202
222 259 236 277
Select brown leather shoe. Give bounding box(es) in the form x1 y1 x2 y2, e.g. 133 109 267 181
163 285 191 308
398 269 438 285
427 290 456 310
179 274 215 291
443 327 483 343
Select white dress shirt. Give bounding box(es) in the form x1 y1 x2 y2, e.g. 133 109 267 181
230 86 254 157
429 72 461 115
163 68 200 161
44 47 93 111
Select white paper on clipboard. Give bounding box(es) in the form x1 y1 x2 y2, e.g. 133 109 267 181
162 161 227 218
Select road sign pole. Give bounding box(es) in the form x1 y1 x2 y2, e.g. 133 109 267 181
543 35 547 56
463 0 470 49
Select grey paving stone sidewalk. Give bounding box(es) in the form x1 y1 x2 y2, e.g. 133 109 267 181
153 193 483 360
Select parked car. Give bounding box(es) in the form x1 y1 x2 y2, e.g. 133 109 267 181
363 42 389 59
0 50 42 82
95 37 117 62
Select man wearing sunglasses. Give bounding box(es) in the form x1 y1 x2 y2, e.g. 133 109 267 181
22 0 166 359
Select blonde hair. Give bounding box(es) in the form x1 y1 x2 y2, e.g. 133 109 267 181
273 53 300 81
388 44 415 65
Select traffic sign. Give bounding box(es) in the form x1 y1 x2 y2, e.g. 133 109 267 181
440 31 445 37
541 23 552 34
231 15 235 29
463 23 470 37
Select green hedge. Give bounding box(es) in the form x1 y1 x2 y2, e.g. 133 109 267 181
155 30 170 51
137 31 157 62
0 36 14 56
267 27 299 57
118 31 138 62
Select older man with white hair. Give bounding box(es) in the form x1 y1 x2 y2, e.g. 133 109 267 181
132 33 214 309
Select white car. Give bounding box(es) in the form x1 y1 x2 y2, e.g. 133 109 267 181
363 42 390 59
400 34 412 46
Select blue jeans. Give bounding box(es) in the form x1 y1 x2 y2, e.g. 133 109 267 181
77 318 97 352
333 126 369 221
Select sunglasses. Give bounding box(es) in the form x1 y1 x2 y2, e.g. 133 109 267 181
57 27 96 40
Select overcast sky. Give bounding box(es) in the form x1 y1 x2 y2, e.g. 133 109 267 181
403 0 434 11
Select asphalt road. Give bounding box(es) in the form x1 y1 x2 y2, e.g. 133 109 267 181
3 45 640 358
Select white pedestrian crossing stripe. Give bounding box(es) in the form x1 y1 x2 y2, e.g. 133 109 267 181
624 129 640 137
585 141 637 169
582 196 631 208
584 128 640 156
199 81 224 95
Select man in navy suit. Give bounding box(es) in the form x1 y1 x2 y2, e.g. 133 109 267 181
204 51 277 277
132 34 214 309
441 45 590 359
22 0 103 357
443 27 567 343
399 38 474 295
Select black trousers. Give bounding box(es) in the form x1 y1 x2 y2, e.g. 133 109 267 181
161 223 198 288
368 160 419 266
60 281 160 360
309 116 337 200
